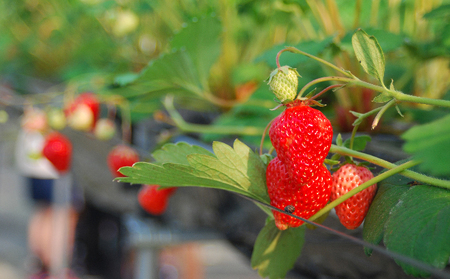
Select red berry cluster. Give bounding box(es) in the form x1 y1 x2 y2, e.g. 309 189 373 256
266 101 333 230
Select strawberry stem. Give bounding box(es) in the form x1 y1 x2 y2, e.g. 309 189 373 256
309 84 344 101
260 118 275 156
280 47 355 79
298 76 450 108
371 99 396 129
329 144 450 190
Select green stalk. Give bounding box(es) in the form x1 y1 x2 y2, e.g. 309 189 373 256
308 160 420 223
297 76 450 109
329 145 450 190
278 47 354 78
349 124 358 151
163 96 265 136
278 47 450 108
297 76 355 98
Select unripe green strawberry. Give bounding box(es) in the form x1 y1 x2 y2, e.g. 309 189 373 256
94 118 116 141
331 164 377 230
267 66 300 103
46 107 66 130
266 157 332 230
269 101 332 186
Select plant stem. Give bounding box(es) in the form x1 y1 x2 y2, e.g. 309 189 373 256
309 84 344 100
278 46 450 107
329 145 450 190
279 47 355 78
298 76 355 98
349 124 358 151
308 160 420 223
298 76 450 108
163 96 265 136
260 118 275 156
372 99 396 129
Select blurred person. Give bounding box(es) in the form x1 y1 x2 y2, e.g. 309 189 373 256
15 109 82 278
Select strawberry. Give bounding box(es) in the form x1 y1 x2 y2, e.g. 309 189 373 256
42 132 72 173
138 185 177 215
331 164 377 230
267 66 300 103
107 144 140 177
94 118 116 141
266 157 332 230
269 101 332 186
65 92 100 131
46 107 66 130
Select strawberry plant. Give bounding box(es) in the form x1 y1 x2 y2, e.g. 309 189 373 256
115 29 450 279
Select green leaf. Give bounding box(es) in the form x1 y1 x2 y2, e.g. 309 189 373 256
402 114 450 176
341 28 405 53
423 4 450 19
136 49 202 93
106 16 222 119
336 133 343 146
395 105 403 117
384 185 450 277
170 15 221 87
343 135 371 151
362 170 411 256
117 139 270 204
152 142 214 165
352 29 386 85
372 92 392 103
251 220 305 279
113 72 140 86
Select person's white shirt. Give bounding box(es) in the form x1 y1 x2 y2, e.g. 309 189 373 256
15 130 59 179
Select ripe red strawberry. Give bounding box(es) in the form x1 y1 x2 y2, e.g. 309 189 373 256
42 132 72 173
331 164 377 230
107 144 139 177
266 157 332 230
269 101 333 186
138 185 177 215
65 92 100 131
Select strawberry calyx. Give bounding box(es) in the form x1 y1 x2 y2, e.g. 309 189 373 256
284 98 325 108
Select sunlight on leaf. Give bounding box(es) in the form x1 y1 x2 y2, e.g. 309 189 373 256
117 139 270 204
352 29 386 85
